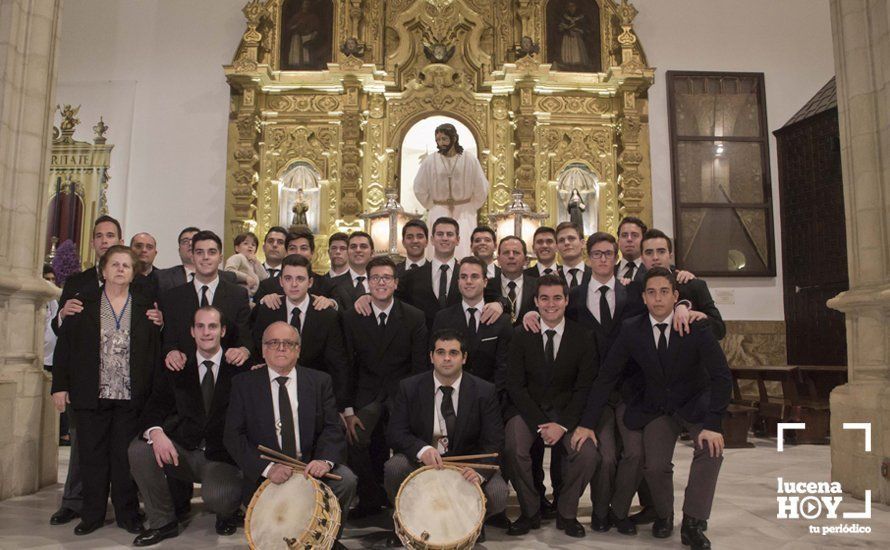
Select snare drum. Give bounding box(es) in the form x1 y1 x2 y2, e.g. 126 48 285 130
245 474 341 550
393 464 486 550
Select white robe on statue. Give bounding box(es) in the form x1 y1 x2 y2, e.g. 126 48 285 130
414 151 490 259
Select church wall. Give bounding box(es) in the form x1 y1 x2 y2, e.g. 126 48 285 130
56 0 834 322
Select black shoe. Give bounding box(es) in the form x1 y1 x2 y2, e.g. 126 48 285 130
73 519 104 535
117 517 144 535
590 512 611 532
233 508 246 525
477 526 486 543
50 507 79 525
652 513 674 539
332 542 349 550
681 514 711 549
349 504 383 520
630 505 658 525
540 498 558 519
484 511 512 530
556 515 586 538
385 531 403 547
133 521 179 547
614 515 638 535
215 515 237 536
507 514 541 536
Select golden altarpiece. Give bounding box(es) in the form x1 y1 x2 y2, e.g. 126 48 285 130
224 0 654 265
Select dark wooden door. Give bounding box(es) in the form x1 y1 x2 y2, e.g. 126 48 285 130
775 109 847 365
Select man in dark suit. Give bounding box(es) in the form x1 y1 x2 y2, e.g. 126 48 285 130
155 226 236 294
128 306 244 546
259 226 288 278
555 222 591 289
524 226 563 278
384 329 509 543
253 229 337 306
224 321 356 550
161 231 253 372
504 274 599 538
471 225 500 279
395 219 429 277
577 267 730 549
131 232 160 297
323 231 351 279
341 255 429 517
330 231 374 309
487 236 538 326
252 254 348 406
615 216 647 283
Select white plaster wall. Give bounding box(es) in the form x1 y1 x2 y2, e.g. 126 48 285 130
56 0 836 319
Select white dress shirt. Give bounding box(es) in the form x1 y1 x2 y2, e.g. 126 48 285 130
462 299 483 330
145 348 222 440
417 373 463 459
286 294 310 329
536 262 560 276
650 312 675 347
405 257 428 270
193 275 220 305
430 258 456 300
262 367 301 477
540 317 566 357
586 276 617 324
184 266 196 282
617 257 643 278
349 268 369 293
328 267 349 278
485 261 498 279
562 261 586 285
263 262 282 277
501 273 523 316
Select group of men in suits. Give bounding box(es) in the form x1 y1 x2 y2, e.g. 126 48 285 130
49 213 730 550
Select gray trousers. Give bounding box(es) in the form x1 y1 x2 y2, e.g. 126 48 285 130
604 401 646 520
504 415 598 519
643 414 723 520
128 438 242 529
383 453 508 519
323 465 359 521
60 407 83 512
589 403 618 520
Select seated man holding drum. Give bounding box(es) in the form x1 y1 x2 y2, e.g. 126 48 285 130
224 321 357 548
384 328 509 546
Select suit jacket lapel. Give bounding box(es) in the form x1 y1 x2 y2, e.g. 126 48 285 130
256 370 279 450
452 376 472 449
421 374 435 443
639 317 666 383
211 281 227 307
296 369 314 459
614 281 627 324
666 328 682 381
379 301 403 353
447 260 460 303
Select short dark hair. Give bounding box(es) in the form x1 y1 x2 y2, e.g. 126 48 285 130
234 231 259 248
498 235 528 256
458 256 488 278
430 328 468 353
98 244 138 275
586 231 618 255
642 228 673 254
533 226 557 242
643 266 677 292
402 219 429 240
43 264 55 277
281 253 313 277
287 228 315 253
328 232 349 247
348 230 374 248
535 273 568 298
177 226 200 244
618 216 648 236
366 255 396 276
93 215 122 239
555 220 583 239
264 226 288 242
432 216 460 234
192 305 226 327
191 230 223 251
471 225 496 243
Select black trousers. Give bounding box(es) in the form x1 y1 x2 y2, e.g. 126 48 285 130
75 399 141 524
347 403 390 509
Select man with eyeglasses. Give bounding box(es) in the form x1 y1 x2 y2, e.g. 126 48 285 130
225 321 356 550
341 255 428 519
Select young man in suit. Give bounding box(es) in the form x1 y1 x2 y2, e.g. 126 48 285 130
504 274 599 538
487 236 538 326
576 267 730 549
341 255 429 518
524 226 562 278
253 229 338 306
156 226 236 293
615 217 647 283
161 231 253 372
325 232 350 278
384 329 509 544
128 306 244 546
395 219 429 277
555 221 591 289
470 225 500 279
330 231 375 309
224 321 356 550
252 254 348 406
259 226 288 278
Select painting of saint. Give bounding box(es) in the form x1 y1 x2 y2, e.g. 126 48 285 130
546 0 602 72
280 0 332 70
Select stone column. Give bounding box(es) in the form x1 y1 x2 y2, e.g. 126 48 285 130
0 0 62 500
827 0 890 504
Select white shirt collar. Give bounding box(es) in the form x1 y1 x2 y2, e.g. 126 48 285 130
434 372 463 394
371 299 394 318
286 294 311 314
267 365 296 384
329 267 349 277
563 261 586 273
536 261 558 275
462 299 483 314
431 257 456 272
540 317 566 336
196 347 223 369
650 312 674 335
406 257 428 268
193 275 220 295
349 267 367 281
590 276 616 293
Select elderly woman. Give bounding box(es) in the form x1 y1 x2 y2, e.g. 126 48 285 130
51 245 161 536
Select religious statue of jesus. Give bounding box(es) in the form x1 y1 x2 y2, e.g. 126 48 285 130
413 123 490 259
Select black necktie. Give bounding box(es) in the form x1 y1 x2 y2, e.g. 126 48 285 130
276 376 298 458
507 280 517 303
200 285 209 307
598 285 612 328
656 323 669 370
543 267 553 275
409 263 419 270
467 307 477 334
200 360 215 415
568 268 580 288
544 329 556 365
188 272 195 283
355 276 366 292
624 262 636 280
290 307 302 334
378 311 387 330
268 268 280 278
438 264 449 306
439 386 456 442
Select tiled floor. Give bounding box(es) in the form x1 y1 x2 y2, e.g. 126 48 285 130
0 438 887 549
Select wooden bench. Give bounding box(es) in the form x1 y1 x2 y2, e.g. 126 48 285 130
731 365 800 438
722 403 757 448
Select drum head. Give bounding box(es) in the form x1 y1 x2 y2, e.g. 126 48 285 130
397 467 485 546
247 475 318 550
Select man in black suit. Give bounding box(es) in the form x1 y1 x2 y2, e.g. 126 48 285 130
615 217 647 283
576 267 730 549
324 231 351 278
341 255 429 517
504 275 599 538
131 232 160 296
330 231 374 309
259 226 288 278
524 226 562 278
224 321 356 550
252 254 348 406
556 222 591 289
384 329 509 542
487 236 538 326
470 225 500 279
161 231 253 372
128 306 244 546
155 226 236 294
253 229 338 306
395 219 429 277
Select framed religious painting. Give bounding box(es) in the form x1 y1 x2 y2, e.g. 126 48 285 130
546 0 602 73
280 0 333 70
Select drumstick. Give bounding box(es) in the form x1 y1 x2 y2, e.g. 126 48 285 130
448 462 500 471
442 453 499 462
258 449 344 481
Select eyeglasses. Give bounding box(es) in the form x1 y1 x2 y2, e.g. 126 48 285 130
589 250 616 259
369 275 395 283
262 340 299 350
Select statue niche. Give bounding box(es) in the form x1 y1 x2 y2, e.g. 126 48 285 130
546 0 602 72
278 161 322 233
280 0 333 70
556 163 599 237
